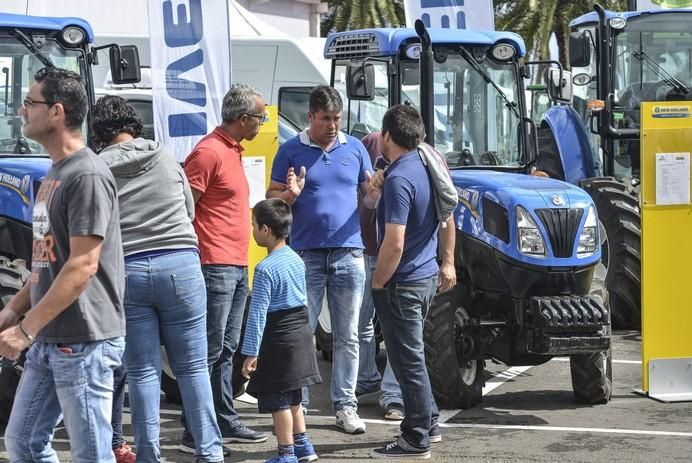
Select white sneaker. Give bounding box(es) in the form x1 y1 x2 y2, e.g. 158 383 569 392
335 406 366 434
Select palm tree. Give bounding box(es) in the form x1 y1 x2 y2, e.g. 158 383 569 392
495 0 628 69
321 0 405 36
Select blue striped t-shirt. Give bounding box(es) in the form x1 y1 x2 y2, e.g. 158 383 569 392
241 245 308 357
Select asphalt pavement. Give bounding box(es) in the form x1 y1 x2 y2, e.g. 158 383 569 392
1 331 691 462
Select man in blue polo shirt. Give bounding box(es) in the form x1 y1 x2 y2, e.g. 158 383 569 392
267 86 379 434
370 104 455 460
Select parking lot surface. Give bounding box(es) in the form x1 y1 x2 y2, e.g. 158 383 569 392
1 331 691 462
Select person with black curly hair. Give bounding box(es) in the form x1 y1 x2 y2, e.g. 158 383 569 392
91 95 226 463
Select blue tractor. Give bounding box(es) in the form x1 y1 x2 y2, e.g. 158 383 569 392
538 5 692 329
324 23 612 408
0 12 140 428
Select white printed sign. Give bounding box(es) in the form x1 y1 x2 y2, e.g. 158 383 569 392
148 0 232 161
404 0 495 30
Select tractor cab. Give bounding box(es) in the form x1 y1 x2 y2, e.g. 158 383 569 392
569 7 692 181
325 27 541 171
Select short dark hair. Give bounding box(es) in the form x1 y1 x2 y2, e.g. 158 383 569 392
253 198 292 239
34 67 88 130
309 85 342 113
90 95 144 152
381 104 425 151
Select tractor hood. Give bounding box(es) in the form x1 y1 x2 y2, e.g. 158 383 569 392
451 170 592 209
0 157 52 224
449 170 601 267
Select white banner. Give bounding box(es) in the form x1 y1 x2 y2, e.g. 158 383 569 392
405 0 494 30
147 0 231 161
637 0 692 9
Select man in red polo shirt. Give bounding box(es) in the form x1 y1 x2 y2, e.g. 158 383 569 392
180 84 269 453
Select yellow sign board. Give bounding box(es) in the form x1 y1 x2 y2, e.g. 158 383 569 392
241 104 279 287
640 101 692 397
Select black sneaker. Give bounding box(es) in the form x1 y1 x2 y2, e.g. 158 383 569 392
370 440 430 460
179 437 231 457
223 422 269 443
429 424 442 444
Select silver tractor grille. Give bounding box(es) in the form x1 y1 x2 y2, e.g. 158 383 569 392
325 33 380 59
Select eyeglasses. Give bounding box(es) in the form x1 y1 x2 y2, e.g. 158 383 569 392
23 97 53 107
244 112 269 125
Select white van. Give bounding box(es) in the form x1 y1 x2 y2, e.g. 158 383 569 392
92 34 329 129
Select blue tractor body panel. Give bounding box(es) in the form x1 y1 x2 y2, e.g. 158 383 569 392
0 12 94 42
450 170 601 268
541 105 597 184
0 158 51 225
325 27 526 59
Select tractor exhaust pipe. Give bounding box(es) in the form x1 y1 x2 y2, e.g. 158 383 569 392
415 19 435 146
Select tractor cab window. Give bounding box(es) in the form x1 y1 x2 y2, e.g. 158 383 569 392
401 48 522 169
0 39 84 156
613 15 692 130
333 61 389 138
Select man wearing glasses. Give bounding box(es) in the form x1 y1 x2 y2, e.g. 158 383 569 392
0 67 125 462
181 84 269 452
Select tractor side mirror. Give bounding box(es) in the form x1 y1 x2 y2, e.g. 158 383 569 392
546 68 573 104
346 63 375 101
569 31 592 68
110 45 141 84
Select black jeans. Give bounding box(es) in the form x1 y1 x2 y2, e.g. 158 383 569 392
372 276 439 450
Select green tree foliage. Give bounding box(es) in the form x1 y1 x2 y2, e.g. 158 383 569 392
494 0 628 68
321 0 406 36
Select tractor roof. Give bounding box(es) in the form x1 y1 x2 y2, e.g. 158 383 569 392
571 8 692 28
325 28 525 60
0 12 94 42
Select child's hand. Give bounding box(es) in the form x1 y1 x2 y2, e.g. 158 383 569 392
242 356 258 379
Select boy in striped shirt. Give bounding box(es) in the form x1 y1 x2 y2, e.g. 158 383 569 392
241 199 322 463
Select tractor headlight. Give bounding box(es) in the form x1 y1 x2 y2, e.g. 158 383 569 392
516 206 545 256
62 27 85 46
577 206 598 256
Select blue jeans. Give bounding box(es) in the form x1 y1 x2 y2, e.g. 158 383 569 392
357 254 380 393
301 248 365 410
123 251 223 462
187 264 248 434
357 254 404 409
379 360 404 409
5 338 124 463
111 365 127 449
372 277 440 450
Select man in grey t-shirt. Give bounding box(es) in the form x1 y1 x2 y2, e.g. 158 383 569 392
0 67 125 463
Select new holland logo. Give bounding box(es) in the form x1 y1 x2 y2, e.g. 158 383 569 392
551 194 564 206
652 105 691 119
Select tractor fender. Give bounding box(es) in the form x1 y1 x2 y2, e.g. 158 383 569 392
541 105 596 185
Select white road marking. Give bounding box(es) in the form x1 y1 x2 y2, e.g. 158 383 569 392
434 422 692 438
483 366 533 395
433 366 534 423
438 409 461 423
551 357 641 365
306 415 692 439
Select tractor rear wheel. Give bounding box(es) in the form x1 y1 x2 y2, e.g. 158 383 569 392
581 177 641 329
0 256 29 432
424 286 484 409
